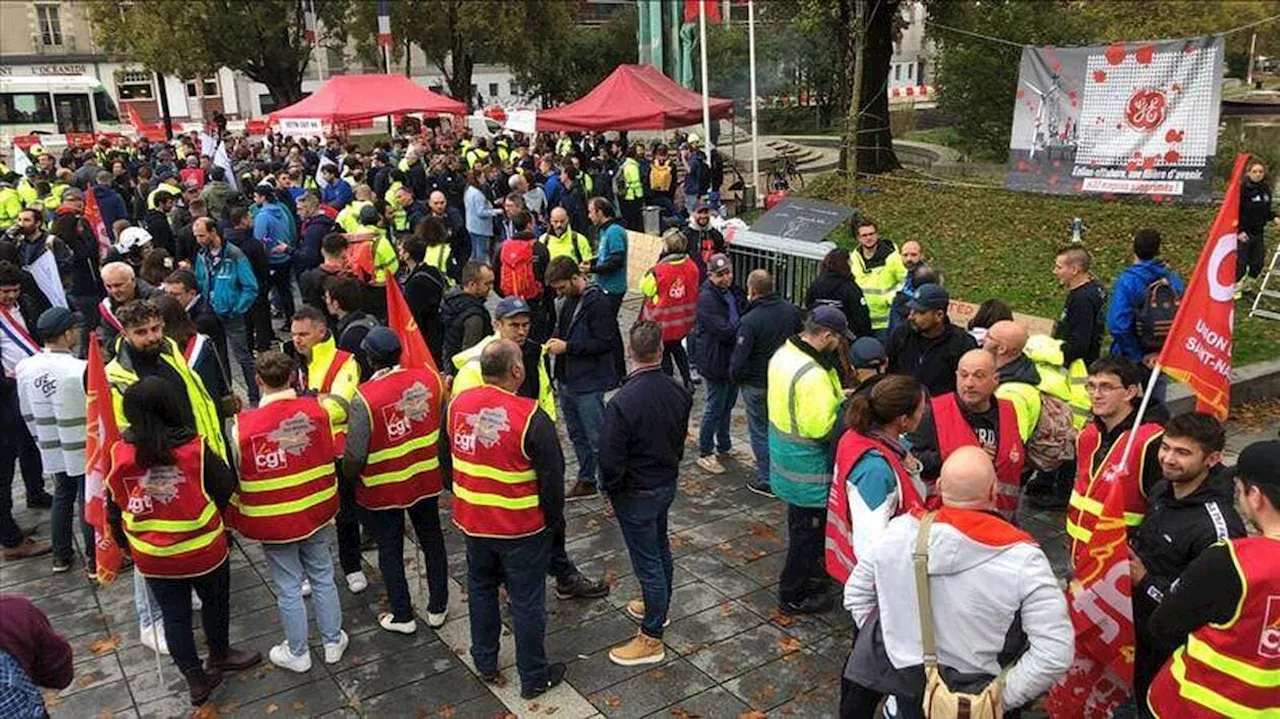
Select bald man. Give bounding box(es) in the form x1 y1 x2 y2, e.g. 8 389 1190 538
538 207 594 266
983 320 1043 442
841 445 1073 716
908 349 1026 518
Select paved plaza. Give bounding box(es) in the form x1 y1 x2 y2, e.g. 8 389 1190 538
3 297 1273 718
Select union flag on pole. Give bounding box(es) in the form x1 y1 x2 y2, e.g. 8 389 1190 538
82 187 112 261
386 278 438 374
1155 153 1250 421
84 332 125 584
1046 469 1135 717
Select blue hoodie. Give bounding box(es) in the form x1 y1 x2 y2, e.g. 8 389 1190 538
1107 259 1185 361
253 201 295 267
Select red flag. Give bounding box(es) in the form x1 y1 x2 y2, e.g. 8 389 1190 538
1046 471 1136 717
1155 153 1250 421
386 278 437 373
684 0 722 23
82 187 112 261
84 332 126 585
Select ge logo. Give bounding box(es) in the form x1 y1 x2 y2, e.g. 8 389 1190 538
1125 89 1167 132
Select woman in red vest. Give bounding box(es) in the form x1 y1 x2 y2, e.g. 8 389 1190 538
640 230 701 391
105 378 261 706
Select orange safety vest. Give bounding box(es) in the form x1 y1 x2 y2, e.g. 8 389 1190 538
226 396 338 543
1147 536 1280 718
105 437 228 578
354 366 445 510
644 257 700 342
825 430 922 583
930 393 1025 519
1066 420 1163 562
448 385 543 539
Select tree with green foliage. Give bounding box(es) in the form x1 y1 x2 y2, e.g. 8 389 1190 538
86 0 347 109
512 6 639 107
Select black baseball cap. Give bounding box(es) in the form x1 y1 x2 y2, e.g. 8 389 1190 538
907 283 950 312
1230 440 1280 489
360 327 401 366
850 337 887 369
810 305 856 341
36 307 83 340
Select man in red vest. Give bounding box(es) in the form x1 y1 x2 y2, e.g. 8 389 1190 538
449 339 567 699
342 328 449 636
1146 440 1280 718
640 231 701 391
226 351 348 673
909 349 1024 518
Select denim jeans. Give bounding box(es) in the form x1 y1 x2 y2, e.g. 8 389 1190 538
147 559 231 675
469 232 491 264
560 388 604 486
51 474 93 565
699 381 739 456
466 531 552 693
778 504 827 604
611 485 676 638
134 569 163 630
221 314 260 405
367 497 449 621
739 385 770 484
0 392 45 547
262 528 343 655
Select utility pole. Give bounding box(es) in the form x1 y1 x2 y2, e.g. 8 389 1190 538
841 0 865 179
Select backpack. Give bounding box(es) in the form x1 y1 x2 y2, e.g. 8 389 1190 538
499 240 543 300
1136 277 1180 353
650 161 673 193
338 314 379 350
1025 393 1078 472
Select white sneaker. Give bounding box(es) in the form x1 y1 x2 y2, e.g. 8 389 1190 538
190 591 202 611
139 623 170 656
323 630 349 664
378 613 417 635
301 579 312 597
426 608 448 629
346 571 368 594
696 455 726 475
268 641 313 673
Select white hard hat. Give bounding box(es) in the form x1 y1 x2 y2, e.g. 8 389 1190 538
687 133 702 146
115 226 153 254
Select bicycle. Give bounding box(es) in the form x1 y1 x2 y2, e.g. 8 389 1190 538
769 152 805 191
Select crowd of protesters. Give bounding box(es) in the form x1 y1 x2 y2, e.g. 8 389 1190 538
0 123 1275 719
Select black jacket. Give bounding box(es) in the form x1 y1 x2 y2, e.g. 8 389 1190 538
144 208 175 256
335 310 377 380
804 270 874 339
886 319 977 396
1053 279 1107 367
297 213 335 274
440 288 490 371
49 212 101 300
226 227 270 290
694 279 748 383
909 396 1001 482
680 222 725 280
298 263 349 320
730 293 803 388
599 366 693 494
552 283 617 392
188 295 225 356
997 353 1041 387
402 263 447 367
1239 177 1275 233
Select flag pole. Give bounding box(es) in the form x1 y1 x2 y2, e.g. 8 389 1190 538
1115 363 1162 473
698 1 712 151
747 0 760 206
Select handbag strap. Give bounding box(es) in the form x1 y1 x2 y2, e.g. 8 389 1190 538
913 511 939 669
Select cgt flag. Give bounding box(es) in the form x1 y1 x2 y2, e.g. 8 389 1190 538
386 278 438 374
1046 466 1136 717
1156 153 1250 421
84 332 126 585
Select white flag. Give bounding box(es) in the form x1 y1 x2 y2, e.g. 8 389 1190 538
316 153 337 190
199 132 217 157
10 143 31 177
213 141 237 191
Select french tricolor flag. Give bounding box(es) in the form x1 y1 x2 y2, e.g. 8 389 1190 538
303 0 317 44
377 0 392 48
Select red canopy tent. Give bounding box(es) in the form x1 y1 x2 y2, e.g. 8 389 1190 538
268 74 466 125
536 64 734 132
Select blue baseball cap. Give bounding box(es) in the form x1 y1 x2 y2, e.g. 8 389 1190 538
495 296 532 320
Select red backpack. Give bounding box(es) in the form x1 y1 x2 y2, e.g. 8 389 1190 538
500 240 543 300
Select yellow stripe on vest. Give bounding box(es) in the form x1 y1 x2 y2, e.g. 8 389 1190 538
230 485 337 517
367 430 441 465
126 526 223 557
453 483 540 509
452 457 536 484
1186 634 1280 688
237 464 334 493
363 457 441 487
124 503 217 533
1167 648 1275 719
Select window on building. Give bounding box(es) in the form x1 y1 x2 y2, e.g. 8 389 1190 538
488 83 499 98
907 63 914 80
509 81 521 97
0 92 55 125
185 77 219 98
36 4 62 47
115 71 155 100
259 93 279 114
326 47 346 76
894 64 902 81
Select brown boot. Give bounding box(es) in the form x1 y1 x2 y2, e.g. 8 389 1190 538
608 631 665 666
184 667 223 706
565 481 599 501
3 538 51 560
206 646 262 672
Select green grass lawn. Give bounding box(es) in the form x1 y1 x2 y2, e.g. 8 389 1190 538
803 173 1280 366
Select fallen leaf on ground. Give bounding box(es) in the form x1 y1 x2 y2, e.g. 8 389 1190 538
96 711 114 719
291 700 307 711
87 635 123 656
670 706 702 719
264 703 279 715
438 704 456 718
738 711 768 719
190 705 218 718
543 707 559 715
768 608 795 627
605 695 623 708
647 668 666 679
777 636 803 653
603 570 619 587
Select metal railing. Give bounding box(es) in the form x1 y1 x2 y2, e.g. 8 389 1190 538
726 229 834 305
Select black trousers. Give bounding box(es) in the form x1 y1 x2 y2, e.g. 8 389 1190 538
146 559 231 675
1237 228 1268 280
660 339 692 387
604 291 626 383
335 467 364 575
778 504 827 604
366 496 449 622
247 294 274 352
0 391 45 547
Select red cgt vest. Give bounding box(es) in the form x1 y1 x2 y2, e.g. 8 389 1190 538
825 430 923 583
644 257 700 342
1066 420 1163 563
226 396 339 543
449 385 544 539
930 393 1025 519
105 437 228 579
355 366 445 510
1147 536 1280 719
